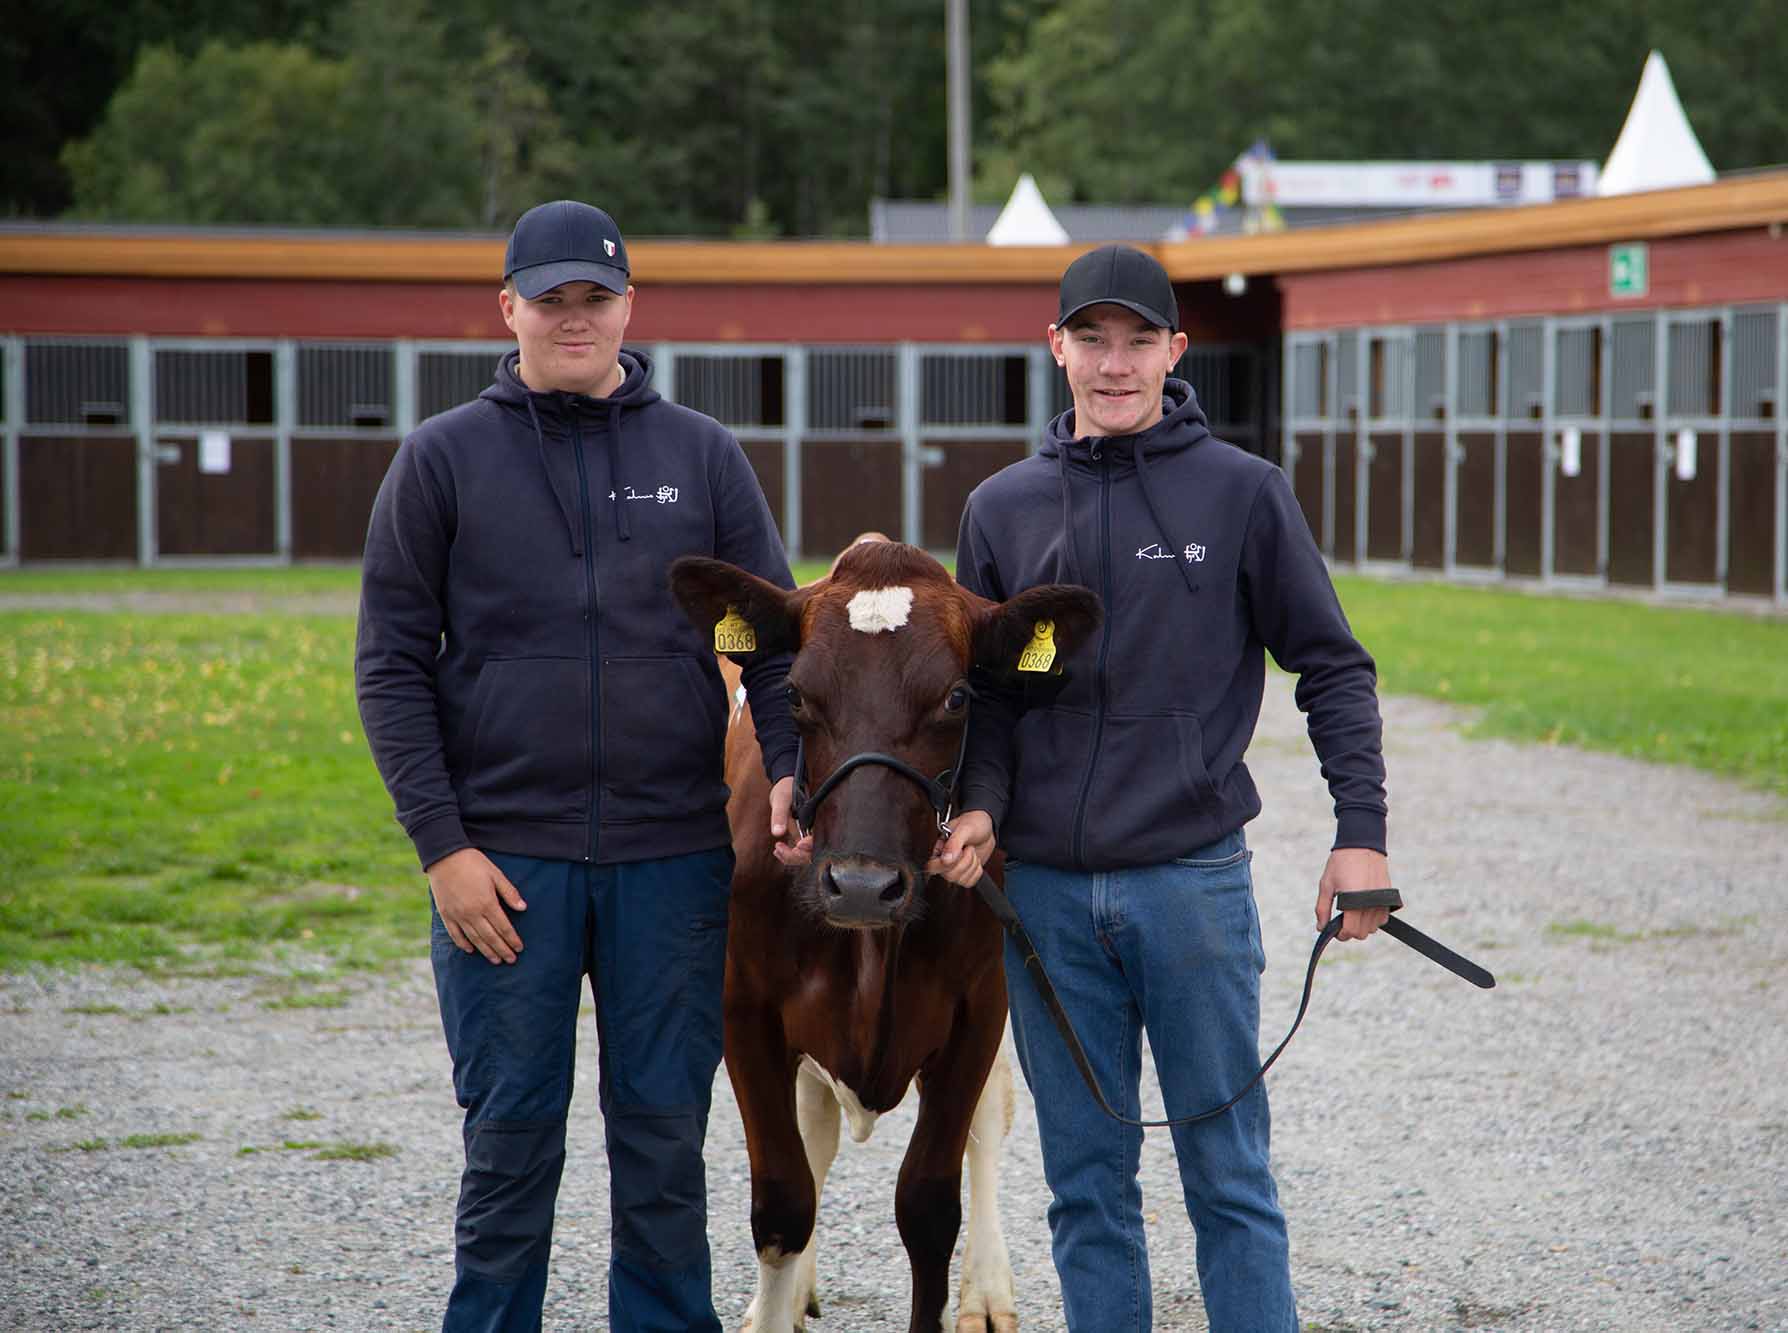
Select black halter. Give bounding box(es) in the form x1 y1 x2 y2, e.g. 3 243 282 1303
790 688 974 841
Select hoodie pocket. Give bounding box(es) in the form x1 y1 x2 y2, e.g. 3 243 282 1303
462 656 590 822
1001 706 1094 862
599 655 728 823
1076 712 1223 856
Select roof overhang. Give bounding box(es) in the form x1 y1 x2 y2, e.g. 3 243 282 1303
3 171 1785 287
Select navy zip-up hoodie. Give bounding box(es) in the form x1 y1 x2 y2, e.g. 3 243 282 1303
356 347 798 870
955 379 1386 870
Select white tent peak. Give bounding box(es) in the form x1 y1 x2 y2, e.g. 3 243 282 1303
1599 50 1715 196
986 173 1070 245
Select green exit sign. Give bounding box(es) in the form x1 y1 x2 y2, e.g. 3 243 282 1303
1610 242 1649 298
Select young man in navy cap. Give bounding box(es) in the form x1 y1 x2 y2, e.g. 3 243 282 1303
932 245 1394 1331
357 199 801 1332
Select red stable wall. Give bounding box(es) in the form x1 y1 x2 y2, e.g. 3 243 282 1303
0 274 1281 346
1280 226 1788 330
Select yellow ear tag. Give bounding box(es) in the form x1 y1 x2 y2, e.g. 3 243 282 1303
715 605 757 654
1016 619 1057 673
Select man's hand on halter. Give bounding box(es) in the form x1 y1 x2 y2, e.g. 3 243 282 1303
927 809 994 887
769 774 813 867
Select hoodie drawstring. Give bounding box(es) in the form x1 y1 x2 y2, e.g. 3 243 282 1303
1134 442 1200 601
1054 446 1084 586
527 396 584 557
607 400 631 542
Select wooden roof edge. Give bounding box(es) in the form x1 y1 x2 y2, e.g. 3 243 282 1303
0 233 1086 284
3 172 1785 285
1161 170 1788 280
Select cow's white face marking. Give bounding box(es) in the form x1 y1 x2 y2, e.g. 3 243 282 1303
846 586 914 634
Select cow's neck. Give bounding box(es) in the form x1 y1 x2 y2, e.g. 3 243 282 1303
843 925 909 1112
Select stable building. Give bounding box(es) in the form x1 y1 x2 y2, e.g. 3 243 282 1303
1 169 1785 605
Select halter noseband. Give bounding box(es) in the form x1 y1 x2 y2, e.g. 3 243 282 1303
791 688 974 842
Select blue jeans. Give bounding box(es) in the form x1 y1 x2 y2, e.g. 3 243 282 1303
431 847 733 1333
1003 831 1297 1333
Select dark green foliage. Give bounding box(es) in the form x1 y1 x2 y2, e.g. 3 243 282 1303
19 0 1787 233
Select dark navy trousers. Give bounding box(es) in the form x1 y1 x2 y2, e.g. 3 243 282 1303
431 846 733 1333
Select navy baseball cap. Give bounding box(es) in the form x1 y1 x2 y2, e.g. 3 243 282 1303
503 200 630 299
1057 244 1179 332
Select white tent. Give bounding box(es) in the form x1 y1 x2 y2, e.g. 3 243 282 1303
985 173 1070 245
1599 50 1715 196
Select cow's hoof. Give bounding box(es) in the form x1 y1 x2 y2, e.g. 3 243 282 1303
955 1317 1017 1333
807 1294 822 1318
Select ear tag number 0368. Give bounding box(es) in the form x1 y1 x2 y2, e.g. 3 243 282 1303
1016 619 1056 673
715 606 757 654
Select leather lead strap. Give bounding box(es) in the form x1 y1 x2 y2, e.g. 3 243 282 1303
971 877 1495 1129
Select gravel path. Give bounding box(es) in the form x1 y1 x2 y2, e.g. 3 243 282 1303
3 675 1785 1332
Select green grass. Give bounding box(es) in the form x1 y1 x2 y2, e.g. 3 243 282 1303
0 564 1782 972
1331 575 1788 797
312 1140 397 1162
0 565 362 597
0 610 423 969
118 1131 201 1149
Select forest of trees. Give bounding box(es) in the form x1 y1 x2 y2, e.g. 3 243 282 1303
4 0 1785 237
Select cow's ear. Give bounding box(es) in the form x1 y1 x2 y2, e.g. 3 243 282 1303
668 556 806 657
970 584 1102 676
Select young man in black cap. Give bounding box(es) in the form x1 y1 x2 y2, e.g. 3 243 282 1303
932 244 1394 1331
356 199 801 1332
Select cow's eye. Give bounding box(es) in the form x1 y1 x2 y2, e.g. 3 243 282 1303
786 684 805 714
944 684 970 714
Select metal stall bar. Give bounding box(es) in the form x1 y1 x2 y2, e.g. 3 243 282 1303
1494 321 1509 570
1443 324 1459 572
1287 330 1301 496
394 340 418 438
275 340 295 562
1326 331 1340 557
1028 344 1053 455
1353 328 1369 564
653 342 676 406
1540 317 1557 582
785 347 806 561
1719 308 1732 589
1652 309 1669 593
1 337 19 566
1778 302 1787 606
898 342 922 547
1600 314 1613 577
131 336 154 566
1403 328 1416 562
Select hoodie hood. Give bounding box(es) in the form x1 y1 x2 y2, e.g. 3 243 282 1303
1039 377 1210 468
1041 377 1211 588
480 345 661 417
479 347 663 552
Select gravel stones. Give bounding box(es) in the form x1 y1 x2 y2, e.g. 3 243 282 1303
2 677 1784 1331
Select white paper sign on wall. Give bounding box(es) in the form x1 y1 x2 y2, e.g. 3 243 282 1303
1560 426 1582 478
199 430 232 475
1674 428 1697 482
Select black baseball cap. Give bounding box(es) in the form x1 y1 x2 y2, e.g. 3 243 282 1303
1056 244 1179 332
504 200 630 299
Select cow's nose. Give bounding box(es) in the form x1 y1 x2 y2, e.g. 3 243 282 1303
824 862 903 902
820 859 908 924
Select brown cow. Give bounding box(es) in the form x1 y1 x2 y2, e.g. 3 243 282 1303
670 540 1098 1333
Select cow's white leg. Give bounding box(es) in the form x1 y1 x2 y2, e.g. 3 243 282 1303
741 1063 844 1333
955 1049 1018 1333
794 1060 843 1322
744 1246 803 1333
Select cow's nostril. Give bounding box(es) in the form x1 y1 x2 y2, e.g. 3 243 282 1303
825 863 901 904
